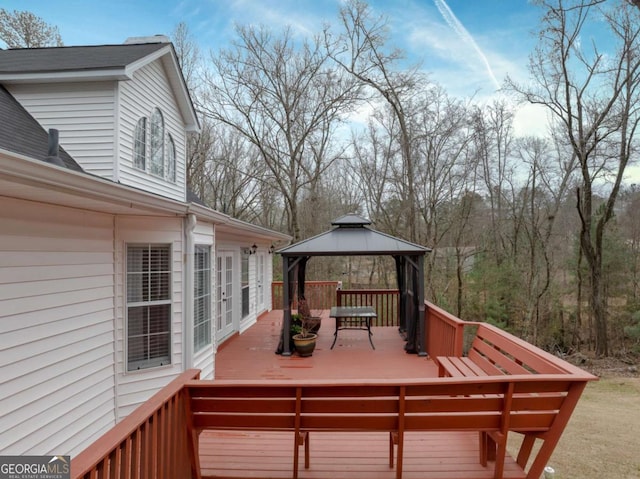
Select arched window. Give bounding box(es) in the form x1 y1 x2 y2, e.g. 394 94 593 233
149 108 164 177
133 117 146 169
133 107 178 183
167 134 176 182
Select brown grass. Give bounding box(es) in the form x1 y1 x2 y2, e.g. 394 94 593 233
509 376 640 478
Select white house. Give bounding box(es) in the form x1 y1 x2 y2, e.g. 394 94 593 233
0 37 290 457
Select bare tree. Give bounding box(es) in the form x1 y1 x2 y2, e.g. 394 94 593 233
327 0 422 242
410 86 475 298
515 134 577 345
171 22 200 94
0 9 63 48
201 25 361 242
508 0 640 356
472 100 517 263
351 112 404 237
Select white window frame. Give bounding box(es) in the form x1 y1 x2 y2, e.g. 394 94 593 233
149 108 165 178
133 117 146 170
194 245 212 351
126 243 172 371
167 134 176 183
241 250 250 319
133 108 177 183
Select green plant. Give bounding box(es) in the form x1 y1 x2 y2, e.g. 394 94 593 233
624 310 640 345
290 313 303 336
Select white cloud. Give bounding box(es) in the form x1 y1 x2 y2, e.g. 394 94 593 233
226 0 324 38
513 103 551 138
433 0 500 89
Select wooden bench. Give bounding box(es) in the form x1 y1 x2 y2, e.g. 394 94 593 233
437 323 569 378
183 371 593 479
436 322 597 478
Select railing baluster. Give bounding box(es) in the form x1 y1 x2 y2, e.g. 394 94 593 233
71 370 199 479
275 287 468 351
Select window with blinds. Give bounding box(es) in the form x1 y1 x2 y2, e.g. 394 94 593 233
194 245 212 351
126 244 172 370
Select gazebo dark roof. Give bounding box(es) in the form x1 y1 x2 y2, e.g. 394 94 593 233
277 214 431 256
276 214 431 357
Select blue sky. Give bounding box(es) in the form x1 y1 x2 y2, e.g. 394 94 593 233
1 0 541 100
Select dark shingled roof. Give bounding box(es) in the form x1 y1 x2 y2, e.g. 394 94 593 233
0 85 82 171
0 42 168 75
187 188 207 206
277 214 431 256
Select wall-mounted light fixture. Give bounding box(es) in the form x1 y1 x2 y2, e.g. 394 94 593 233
268 245 275 255
243 244 258 255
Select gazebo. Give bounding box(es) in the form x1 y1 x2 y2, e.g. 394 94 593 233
276 214 431 356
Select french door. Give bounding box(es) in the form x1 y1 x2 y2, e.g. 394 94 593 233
257 253 266 313
216 252 234 341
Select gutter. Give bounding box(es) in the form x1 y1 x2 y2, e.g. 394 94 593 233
0 148 291 243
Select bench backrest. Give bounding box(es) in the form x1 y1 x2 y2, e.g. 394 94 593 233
187 383 299 430
468 324 567 375
185 377 577 435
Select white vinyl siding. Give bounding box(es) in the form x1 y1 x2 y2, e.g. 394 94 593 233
114 216 183 419
0 197 116 456
118 61 187 202
7 82 117 179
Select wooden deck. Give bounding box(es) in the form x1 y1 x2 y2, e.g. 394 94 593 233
214 310 437 380
203 311 526 479
200 431 526 479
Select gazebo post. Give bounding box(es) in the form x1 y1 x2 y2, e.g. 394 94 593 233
416 254 427 357
280 255 306 356
281 255 292 356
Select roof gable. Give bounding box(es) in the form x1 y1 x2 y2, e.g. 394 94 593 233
0 41 199 131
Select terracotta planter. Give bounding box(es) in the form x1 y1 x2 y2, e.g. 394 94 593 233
293 333 317 357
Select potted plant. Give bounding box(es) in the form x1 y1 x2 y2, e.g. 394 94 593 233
291 298 320 357
292 321 318 357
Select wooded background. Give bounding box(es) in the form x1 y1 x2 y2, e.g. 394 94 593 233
4 0 640 357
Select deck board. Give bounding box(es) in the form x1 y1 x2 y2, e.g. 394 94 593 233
207 311 526 479
199 431 526 479
214 310 438 381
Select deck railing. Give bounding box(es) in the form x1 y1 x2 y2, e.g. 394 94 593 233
336 289 400 327
271 281 339 310
71 370 200 479
270 286 469 348
424 300 470 358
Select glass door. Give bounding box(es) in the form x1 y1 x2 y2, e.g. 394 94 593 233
257 253 265 313
216 252 235 341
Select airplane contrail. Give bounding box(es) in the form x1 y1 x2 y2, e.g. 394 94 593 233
434 0 501 90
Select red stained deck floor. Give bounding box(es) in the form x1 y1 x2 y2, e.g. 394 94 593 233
214 310 437 380
201 311 526 479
